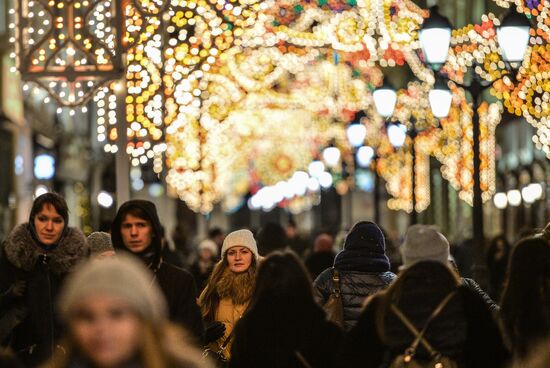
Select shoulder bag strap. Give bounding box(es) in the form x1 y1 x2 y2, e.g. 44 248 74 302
219 327 235 350
295 351 313 368
390 289 458 358
331 267 341 295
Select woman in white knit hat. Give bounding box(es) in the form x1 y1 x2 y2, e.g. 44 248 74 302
198 229 260 364
47 255 213 368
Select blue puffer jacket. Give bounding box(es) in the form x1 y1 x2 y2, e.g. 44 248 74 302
313 268 396 331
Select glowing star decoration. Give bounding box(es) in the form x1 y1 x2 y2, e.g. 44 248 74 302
13 0 125 106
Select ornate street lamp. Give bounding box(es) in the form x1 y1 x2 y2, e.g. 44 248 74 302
493 192 508 210
346 111 368 148
322 145 341 168
420 6 530 278
387 123 407 149
356 146 375 168
373 81 397 118
428 77 452 119
497 10 531 63
418 6 452 68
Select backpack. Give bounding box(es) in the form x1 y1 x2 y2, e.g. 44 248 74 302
386 290 459 368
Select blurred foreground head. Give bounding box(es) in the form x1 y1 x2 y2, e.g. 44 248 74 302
54 255 211 368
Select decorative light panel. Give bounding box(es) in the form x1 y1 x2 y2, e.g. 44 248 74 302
13 0 125 106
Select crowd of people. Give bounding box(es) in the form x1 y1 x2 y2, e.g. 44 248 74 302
0 192 549 367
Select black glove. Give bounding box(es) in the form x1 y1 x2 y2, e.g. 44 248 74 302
204 321 226 344
0 281 27 309
11 281 27 297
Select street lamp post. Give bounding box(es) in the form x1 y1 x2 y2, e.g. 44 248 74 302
420 6 530 279
344 112 368 227
372 83 399 223
410 119 418 225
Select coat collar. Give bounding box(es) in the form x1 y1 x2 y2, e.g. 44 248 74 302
4 224 88 274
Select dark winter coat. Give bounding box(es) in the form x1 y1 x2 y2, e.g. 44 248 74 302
229 301 342 368
189 261 215 293
0 224 88 367
313 268 396 331
461 277 498 314
338 262 509 368
110 200 203 341
305 251 336 280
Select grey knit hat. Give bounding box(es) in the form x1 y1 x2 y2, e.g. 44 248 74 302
401 224 450 267
221 229 259 259
58 254 167 322
87 231 114 255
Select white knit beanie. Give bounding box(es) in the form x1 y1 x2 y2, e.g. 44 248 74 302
198 239 219 258
401 224 450 268
221 229 259 259
58 254 167 323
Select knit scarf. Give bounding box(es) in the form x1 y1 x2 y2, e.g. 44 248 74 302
333 248 390 273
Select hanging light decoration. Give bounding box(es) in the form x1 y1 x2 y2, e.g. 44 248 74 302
12 0 126 107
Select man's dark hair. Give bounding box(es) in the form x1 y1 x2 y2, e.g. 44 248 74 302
29 192 69 224
120 206 151 223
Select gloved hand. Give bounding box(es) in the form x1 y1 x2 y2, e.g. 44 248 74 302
1 281 26 308
204 321 226 344
11 280 26 297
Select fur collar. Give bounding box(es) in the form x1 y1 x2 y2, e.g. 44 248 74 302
4 224 88 274
216 266 256 305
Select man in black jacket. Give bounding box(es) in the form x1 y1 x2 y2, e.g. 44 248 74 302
111 200 204 341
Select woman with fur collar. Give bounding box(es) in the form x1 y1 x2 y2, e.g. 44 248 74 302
198 229 259 363
0 193 88 367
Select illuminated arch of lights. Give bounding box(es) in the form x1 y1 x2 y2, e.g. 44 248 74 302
11 0 546 214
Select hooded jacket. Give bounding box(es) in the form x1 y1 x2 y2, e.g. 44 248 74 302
313 222 396 331
110 200 203 340
0 223 88 367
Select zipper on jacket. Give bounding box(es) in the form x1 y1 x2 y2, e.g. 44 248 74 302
43 255 55 358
